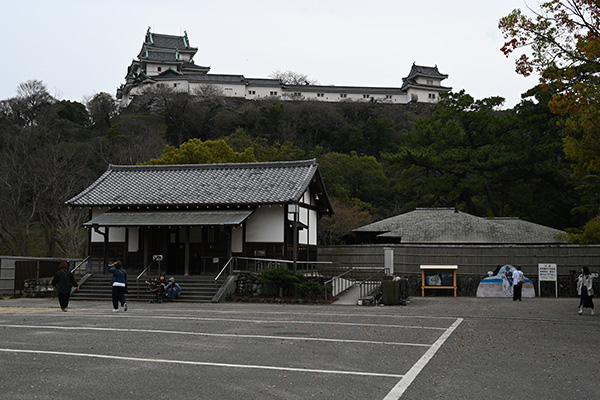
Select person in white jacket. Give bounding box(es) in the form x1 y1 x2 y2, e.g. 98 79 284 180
577 266 595 315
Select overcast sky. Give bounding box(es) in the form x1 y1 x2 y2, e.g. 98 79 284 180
2 0 539 108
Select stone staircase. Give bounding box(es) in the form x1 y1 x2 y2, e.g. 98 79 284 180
72 274 225 303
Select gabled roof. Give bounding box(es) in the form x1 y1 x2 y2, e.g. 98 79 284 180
66 159 333 215
146 32 194 51
405 63 448 80
353 208 565 244
138 29 198 63
400 63 452 92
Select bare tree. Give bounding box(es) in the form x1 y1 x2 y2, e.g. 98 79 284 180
269 70 318 86
192 84 225 101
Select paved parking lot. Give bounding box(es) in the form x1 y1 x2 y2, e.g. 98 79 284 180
0 296 598 399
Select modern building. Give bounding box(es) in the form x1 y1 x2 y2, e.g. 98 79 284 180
117 29 451 108
66 159 333 276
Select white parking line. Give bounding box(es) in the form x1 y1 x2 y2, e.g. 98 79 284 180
1 324 431 347
383 318 464 399
3 313 448 331
0 348 404 378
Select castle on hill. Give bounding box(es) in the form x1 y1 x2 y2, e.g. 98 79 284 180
117 28 452 108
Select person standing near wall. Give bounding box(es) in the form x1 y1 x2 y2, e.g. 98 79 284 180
51 261 79 312
577 266 595 315
107 260 128 312
512 265 524 301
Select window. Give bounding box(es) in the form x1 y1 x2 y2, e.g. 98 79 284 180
173 83 178 88
427 79 434 85
317 93 324 97
340 93 347 98
428 93 436 99
385 95 393 99
248 90 256 95
157 67 162 72
363 94 370 99
270 91 278 96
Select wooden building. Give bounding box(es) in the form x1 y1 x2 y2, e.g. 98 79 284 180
66 159 333 276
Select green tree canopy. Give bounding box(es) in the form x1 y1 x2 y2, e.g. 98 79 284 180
500 0 600 238
383 90 577 226
143 138 256 165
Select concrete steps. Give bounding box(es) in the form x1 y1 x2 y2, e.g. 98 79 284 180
72 274 225 303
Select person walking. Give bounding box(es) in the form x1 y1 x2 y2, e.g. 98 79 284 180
577 266 595 315
107 260 128 312
512 265 524 301
51 261 79 312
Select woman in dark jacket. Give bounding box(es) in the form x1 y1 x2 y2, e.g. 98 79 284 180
51 261 79 312
107 260 128 312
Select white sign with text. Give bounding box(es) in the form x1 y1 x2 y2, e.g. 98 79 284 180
538 263 557 281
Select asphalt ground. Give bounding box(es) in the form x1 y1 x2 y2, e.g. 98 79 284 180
0 296 598 400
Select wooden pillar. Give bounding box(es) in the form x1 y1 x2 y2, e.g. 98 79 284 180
184 226 190 276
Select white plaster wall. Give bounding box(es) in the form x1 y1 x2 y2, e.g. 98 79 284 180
89 207 125 243
309 209 317 245
298 206 308 245
109 227 126 242
91 208 108 242
247 86 280 98
189 82 246 97
128 227 139 252
246 206 284 243
232 225 243 253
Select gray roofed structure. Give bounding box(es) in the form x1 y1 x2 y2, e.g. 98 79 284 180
66 159 333 215
83 210 253 227
167 74 246 84
401 63 451 92
406 64 448 79
283 84 406 94
353 208 565 244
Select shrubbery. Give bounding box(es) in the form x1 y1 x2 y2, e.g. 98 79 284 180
255 267 329 299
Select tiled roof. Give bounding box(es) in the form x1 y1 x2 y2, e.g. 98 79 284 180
245 78 282 87
67 159 333 214
164 74 246 84
355 208 565 244
142 48 182 62
145 30 196 51
151 35 187 50
400 78 452 92
283 84 406 94
406 64 448 79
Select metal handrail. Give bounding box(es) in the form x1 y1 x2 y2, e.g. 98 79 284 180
324 268 356 298
215 257 234 282
70 256 90 275
230 256 333 275
135 260 157 299
359 269 388 300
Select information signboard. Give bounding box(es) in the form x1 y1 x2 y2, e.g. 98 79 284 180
538 263 558 297
538 263 557 281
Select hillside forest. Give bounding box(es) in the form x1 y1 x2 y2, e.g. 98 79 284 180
1 1 599 258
